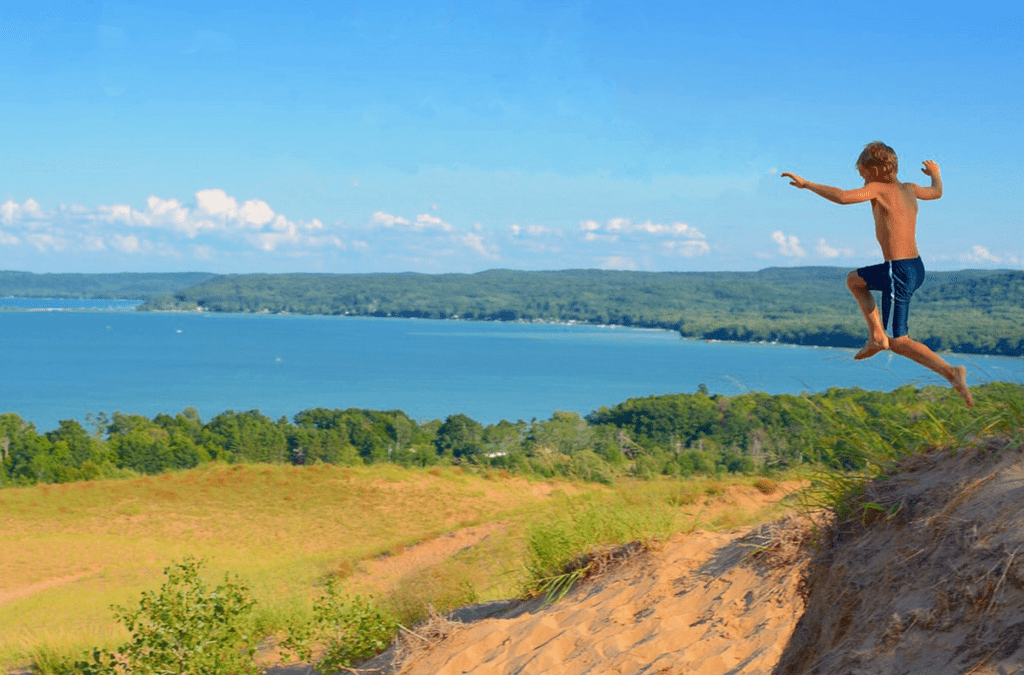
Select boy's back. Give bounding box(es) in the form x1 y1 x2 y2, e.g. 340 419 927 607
865 179 920 261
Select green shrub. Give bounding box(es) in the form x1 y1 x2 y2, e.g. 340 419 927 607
281 580 398 673
64 557 258 675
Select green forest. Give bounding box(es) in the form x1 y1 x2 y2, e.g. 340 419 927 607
135 267 1024 356
6 267 1024 355
1 382 1010 490
0 271 217 300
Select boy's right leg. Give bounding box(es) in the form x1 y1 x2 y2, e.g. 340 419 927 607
846 270 889 359
889 336 974 407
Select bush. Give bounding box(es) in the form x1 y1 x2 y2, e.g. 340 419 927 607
753 477 779 495
65 557 258 675
281 579 398 673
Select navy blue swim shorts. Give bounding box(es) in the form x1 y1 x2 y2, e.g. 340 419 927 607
855 257 925 338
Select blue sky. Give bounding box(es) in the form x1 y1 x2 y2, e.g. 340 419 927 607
1 1 1020 274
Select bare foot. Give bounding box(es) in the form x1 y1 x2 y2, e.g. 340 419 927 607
854 337 889 360
949 365 974 408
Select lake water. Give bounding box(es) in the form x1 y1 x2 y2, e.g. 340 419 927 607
1 305 1021 432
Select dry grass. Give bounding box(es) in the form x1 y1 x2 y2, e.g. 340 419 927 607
0 468 805 673
745 514 820 569
392 605 465 669
0 464 584 671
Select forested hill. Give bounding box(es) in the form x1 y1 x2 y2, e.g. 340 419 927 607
138 267 1024 357
0 271 218 300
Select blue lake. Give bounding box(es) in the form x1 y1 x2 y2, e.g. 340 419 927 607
1 308 1021 432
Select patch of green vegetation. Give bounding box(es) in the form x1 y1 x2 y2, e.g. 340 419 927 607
138 267 1024 356
280 581 398 674
61 557 258 675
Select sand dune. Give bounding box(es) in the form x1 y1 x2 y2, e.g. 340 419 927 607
357 442 1024 675
775 440 1024 674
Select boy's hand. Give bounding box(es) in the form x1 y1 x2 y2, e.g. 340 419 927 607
921 160 941 177
781 172 807 188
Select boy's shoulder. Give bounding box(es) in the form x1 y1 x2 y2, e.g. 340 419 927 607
870 179 919 193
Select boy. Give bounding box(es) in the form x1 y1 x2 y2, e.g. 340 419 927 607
781 141 973 407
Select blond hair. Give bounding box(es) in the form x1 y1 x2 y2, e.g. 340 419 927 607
856 141 899 182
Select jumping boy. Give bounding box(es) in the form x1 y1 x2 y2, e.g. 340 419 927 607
781 141 973 407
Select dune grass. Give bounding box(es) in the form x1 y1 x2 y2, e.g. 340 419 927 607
514 475 800 602
794 383 1024 527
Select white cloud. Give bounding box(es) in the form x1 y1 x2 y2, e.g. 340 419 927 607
26 233 68 252
771 230 806 257
97 204 133 225
370 211 410 227
815 237 853 259
111 234 150 254
583 231 619 243
239 199 275 226
414 214 453 232
577 217 710 260
510 223 553 237
195 188 238 219
963 245 1001 263
462 232 498 260
664 239 712 257
82 235 107 252
582 217 705 240
359 210 504 265
0 230 21 245
0 190 341 263
1 198 44 225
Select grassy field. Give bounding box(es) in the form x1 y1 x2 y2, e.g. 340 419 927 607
0 463 800 673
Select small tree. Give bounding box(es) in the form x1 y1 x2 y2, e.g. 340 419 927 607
68 557 258 675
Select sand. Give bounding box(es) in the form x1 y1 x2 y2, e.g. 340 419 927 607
361 442 1024 675
775 440 1024 674
392 524 808 675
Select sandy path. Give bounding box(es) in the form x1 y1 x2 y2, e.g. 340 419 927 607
350 522 506 595
0 567 101 607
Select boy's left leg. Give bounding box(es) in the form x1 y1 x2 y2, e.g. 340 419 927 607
846 269 889 359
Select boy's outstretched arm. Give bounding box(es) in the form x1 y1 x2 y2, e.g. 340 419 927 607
781 172 877 204
913 160 943 200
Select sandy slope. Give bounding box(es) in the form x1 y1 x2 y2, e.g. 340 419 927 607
361 442 1024 675
775 441 1024 675
391 524 807 675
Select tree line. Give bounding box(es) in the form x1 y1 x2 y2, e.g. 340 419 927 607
0 271 217 300
5 267 1022 355
137 268 1024 356
2 382 1008 488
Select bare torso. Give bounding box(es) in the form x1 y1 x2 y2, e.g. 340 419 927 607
867 180 921 261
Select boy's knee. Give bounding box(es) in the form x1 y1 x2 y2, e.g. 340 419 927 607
889 335 912 353
846 270 865 291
